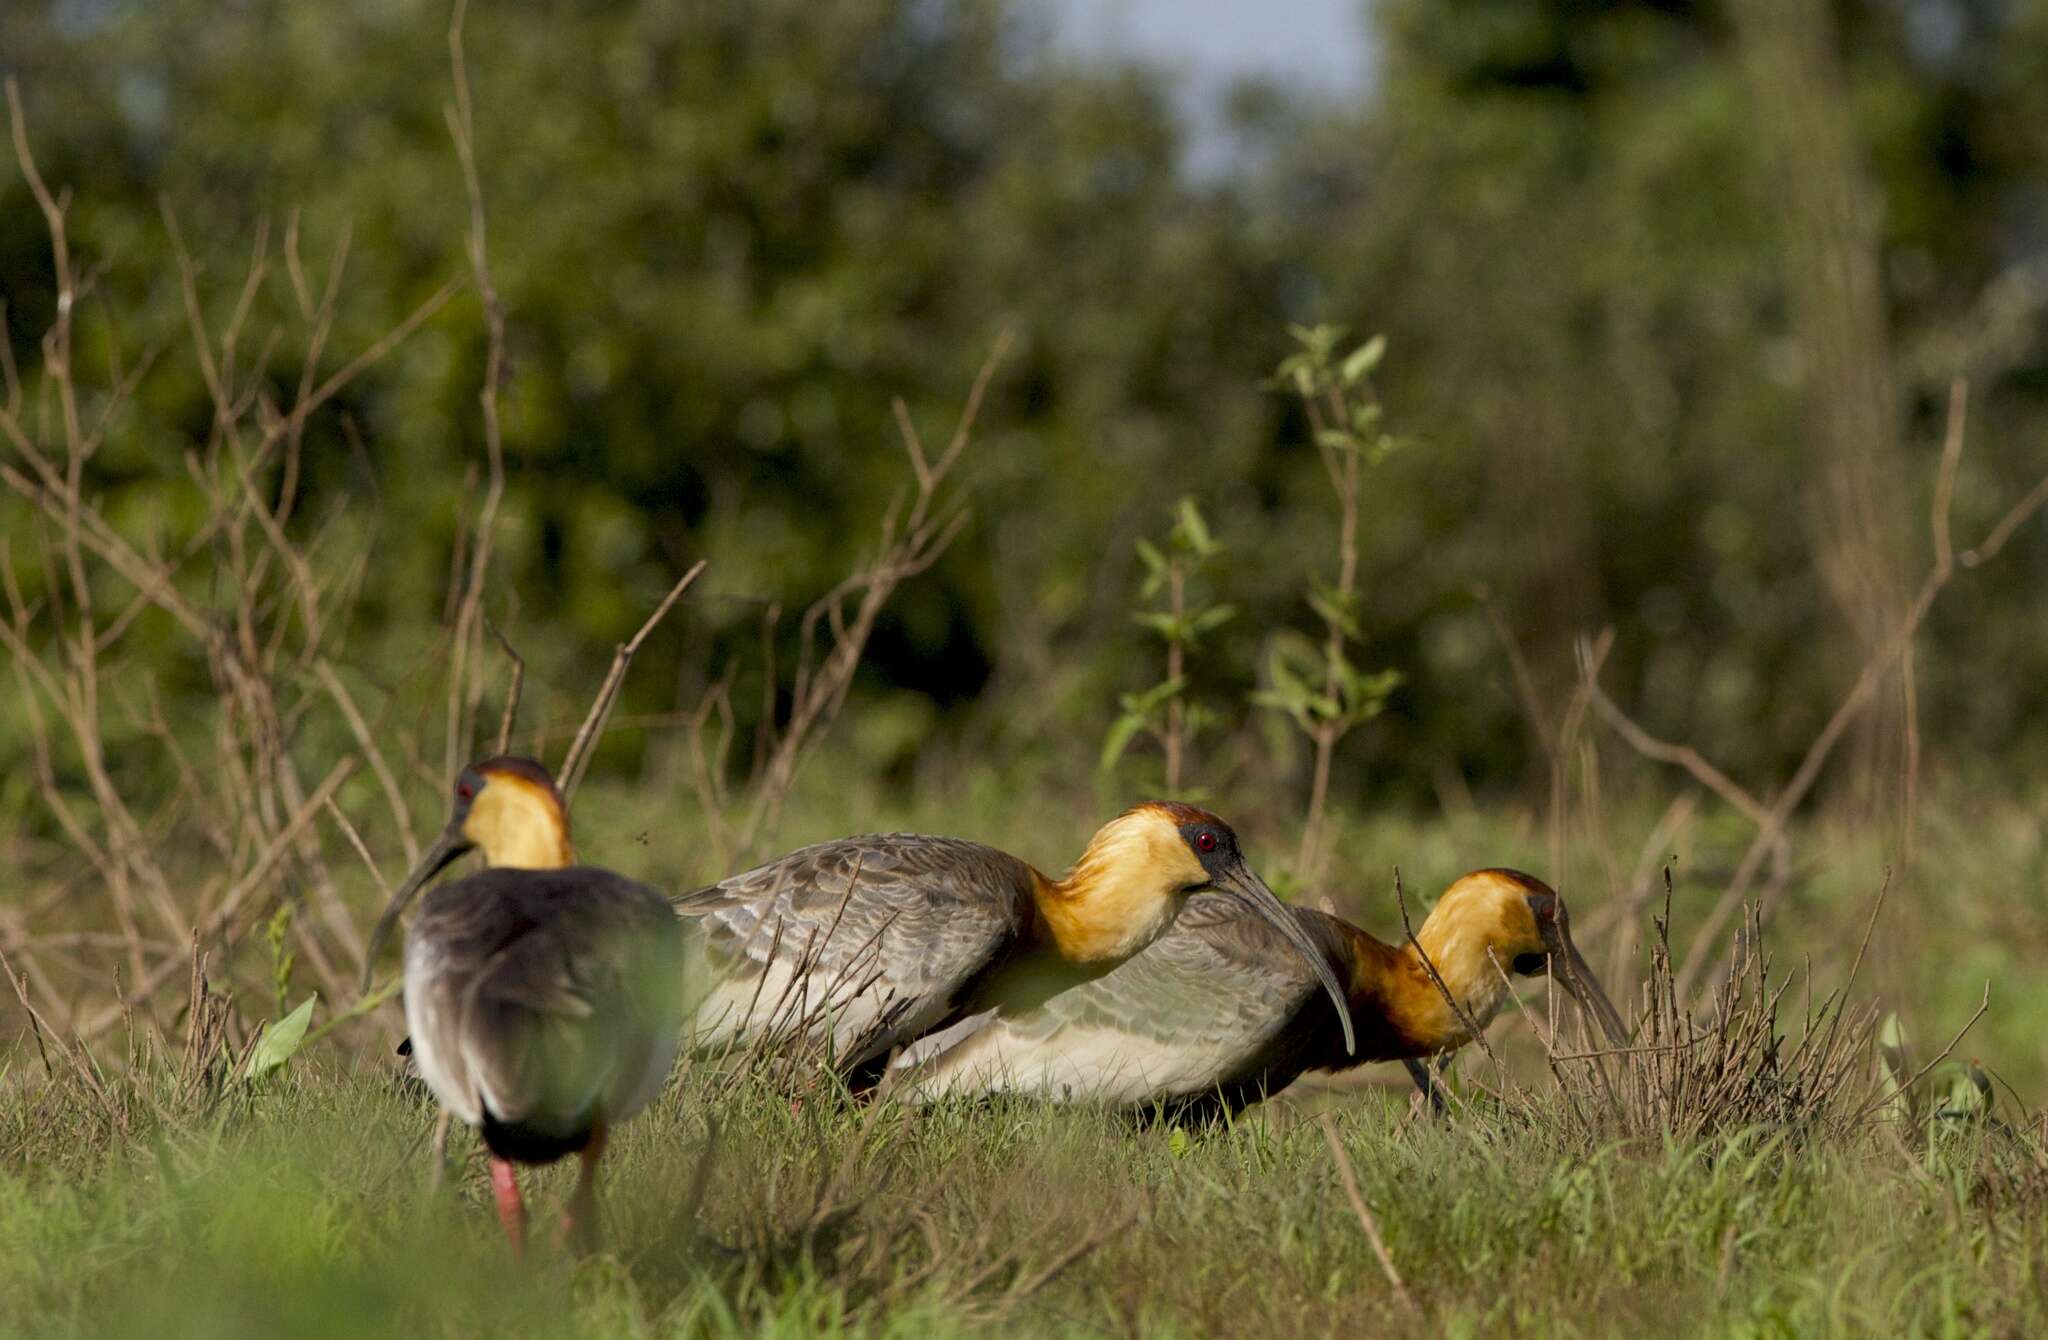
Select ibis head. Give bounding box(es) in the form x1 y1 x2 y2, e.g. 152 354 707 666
1405 869 1627 1050
1043 801 1356 1055
361 756 574 990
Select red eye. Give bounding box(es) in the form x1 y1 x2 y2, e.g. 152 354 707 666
1196 831 1217 854
456 782 474 801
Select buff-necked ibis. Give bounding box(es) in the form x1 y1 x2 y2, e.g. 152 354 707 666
673 801 1353 1083
895 868 1625 1116
362 757 686 1257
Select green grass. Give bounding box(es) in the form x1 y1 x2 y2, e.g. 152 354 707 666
4 1039 2046 1338
9 769 2048 1337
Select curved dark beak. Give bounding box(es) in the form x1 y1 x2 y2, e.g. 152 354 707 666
1540 897 1628 1048
1213 862 1356 1056
360 826 472 992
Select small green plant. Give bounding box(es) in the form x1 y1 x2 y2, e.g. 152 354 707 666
1101 497 1236 792
244 994 318 1084
1256 325 1409 875
264 902 298 1020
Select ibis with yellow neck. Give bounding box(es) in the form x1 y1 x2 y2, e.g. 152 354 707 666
362 756 686 1258
673 801 1352 1083
896 867 1627 1114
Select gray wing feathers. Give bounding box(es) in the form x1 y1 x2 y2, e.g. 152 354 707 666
407 870 686 1134
900 894 1324 1104
674 835 1032 1066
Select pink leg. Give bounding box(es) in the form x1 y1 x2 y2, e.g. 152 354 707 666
490 1155 527 1261
556 1123 607 1254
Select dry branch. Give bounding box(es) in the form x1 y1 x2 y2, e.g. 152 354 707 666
688 336 1009 862
440 0 509 780
559 561 708 802
1578 379 2048 1001
1321 1115 1419 1315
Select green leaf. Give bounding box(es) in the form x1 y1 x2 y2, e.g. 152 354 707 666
1189 604 1236 635
1265 646 1310 702
1314 428 1358 455
245 994 319 1083
1935 1062 1993 1124
1099 713 1147 773
1173 497 1217 557
1874 1012 1913 1121
1340 334 1386 384
1133 611 1184 642
1333 665 1402 725
1305 586 1362 641
1130 675 1188 713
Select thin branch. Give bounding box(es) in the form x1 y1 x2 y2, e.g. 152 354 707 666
75 757 357 1039
1663 381 2048 998
1320 1115 1419 1316
486 615 524 754
441 0 509 778
558 561 707 802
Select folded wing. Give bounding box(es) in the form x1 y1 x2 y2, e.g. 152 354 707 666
406 869 686 1140
898 893 1346 1109
674 834 1034 1070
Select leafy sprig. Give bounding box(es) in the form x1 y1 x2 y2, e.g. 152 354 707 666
1102 498 1236 790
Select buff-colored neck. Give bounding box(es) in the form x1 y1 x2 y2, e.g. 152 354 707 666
466 780 575 871
1341 906 1520 1055
1031 816 1195 964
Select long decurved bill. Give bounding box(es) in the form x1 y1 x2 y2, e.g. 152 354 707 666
360 826 472 992
1541 898 1628 1048
1212 864 1356 1057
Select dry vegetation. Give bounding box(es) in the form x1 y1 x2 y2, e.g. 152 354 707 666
8 19 2048 1340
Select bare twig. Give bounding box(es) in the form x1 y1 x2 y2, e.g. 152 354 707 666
730 336 1009 857
486 616 525 755
1320 1115 1418 1315
1477 585 1557 760
1673 400 2048 996
558 560 707 802
440 0 509 780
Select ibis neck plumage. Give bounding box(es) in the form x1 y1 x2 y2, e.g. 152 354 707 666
1029 809 1204 965
1337 889 1531 1056
464 772 576 872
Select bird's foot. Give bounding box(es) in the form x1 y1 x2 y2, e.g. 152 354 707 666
489 1155 527 1262
551 1125 606 1256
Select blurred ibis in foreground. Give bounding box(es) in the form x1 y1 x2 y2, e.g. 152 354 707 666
894 868 1626 1116
363 757 686 1258
673 801 1353 1084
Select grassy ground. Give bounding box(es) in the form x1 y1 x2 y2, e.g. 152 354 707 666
7 769 2048 1337
3 1045 2045 1338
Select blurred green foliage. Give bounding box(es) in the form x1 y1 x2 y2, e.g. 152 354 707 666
1252 325 1405 757
5 0 2048 813
1101 496 1234 785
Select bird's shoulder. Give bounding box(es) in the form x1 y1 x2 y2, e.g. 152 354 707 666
411 865 683 1015
417 865 673 939
675 833 1035 925
988 893 1325 1044
669 833 1035 999
1170 892 1350 982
